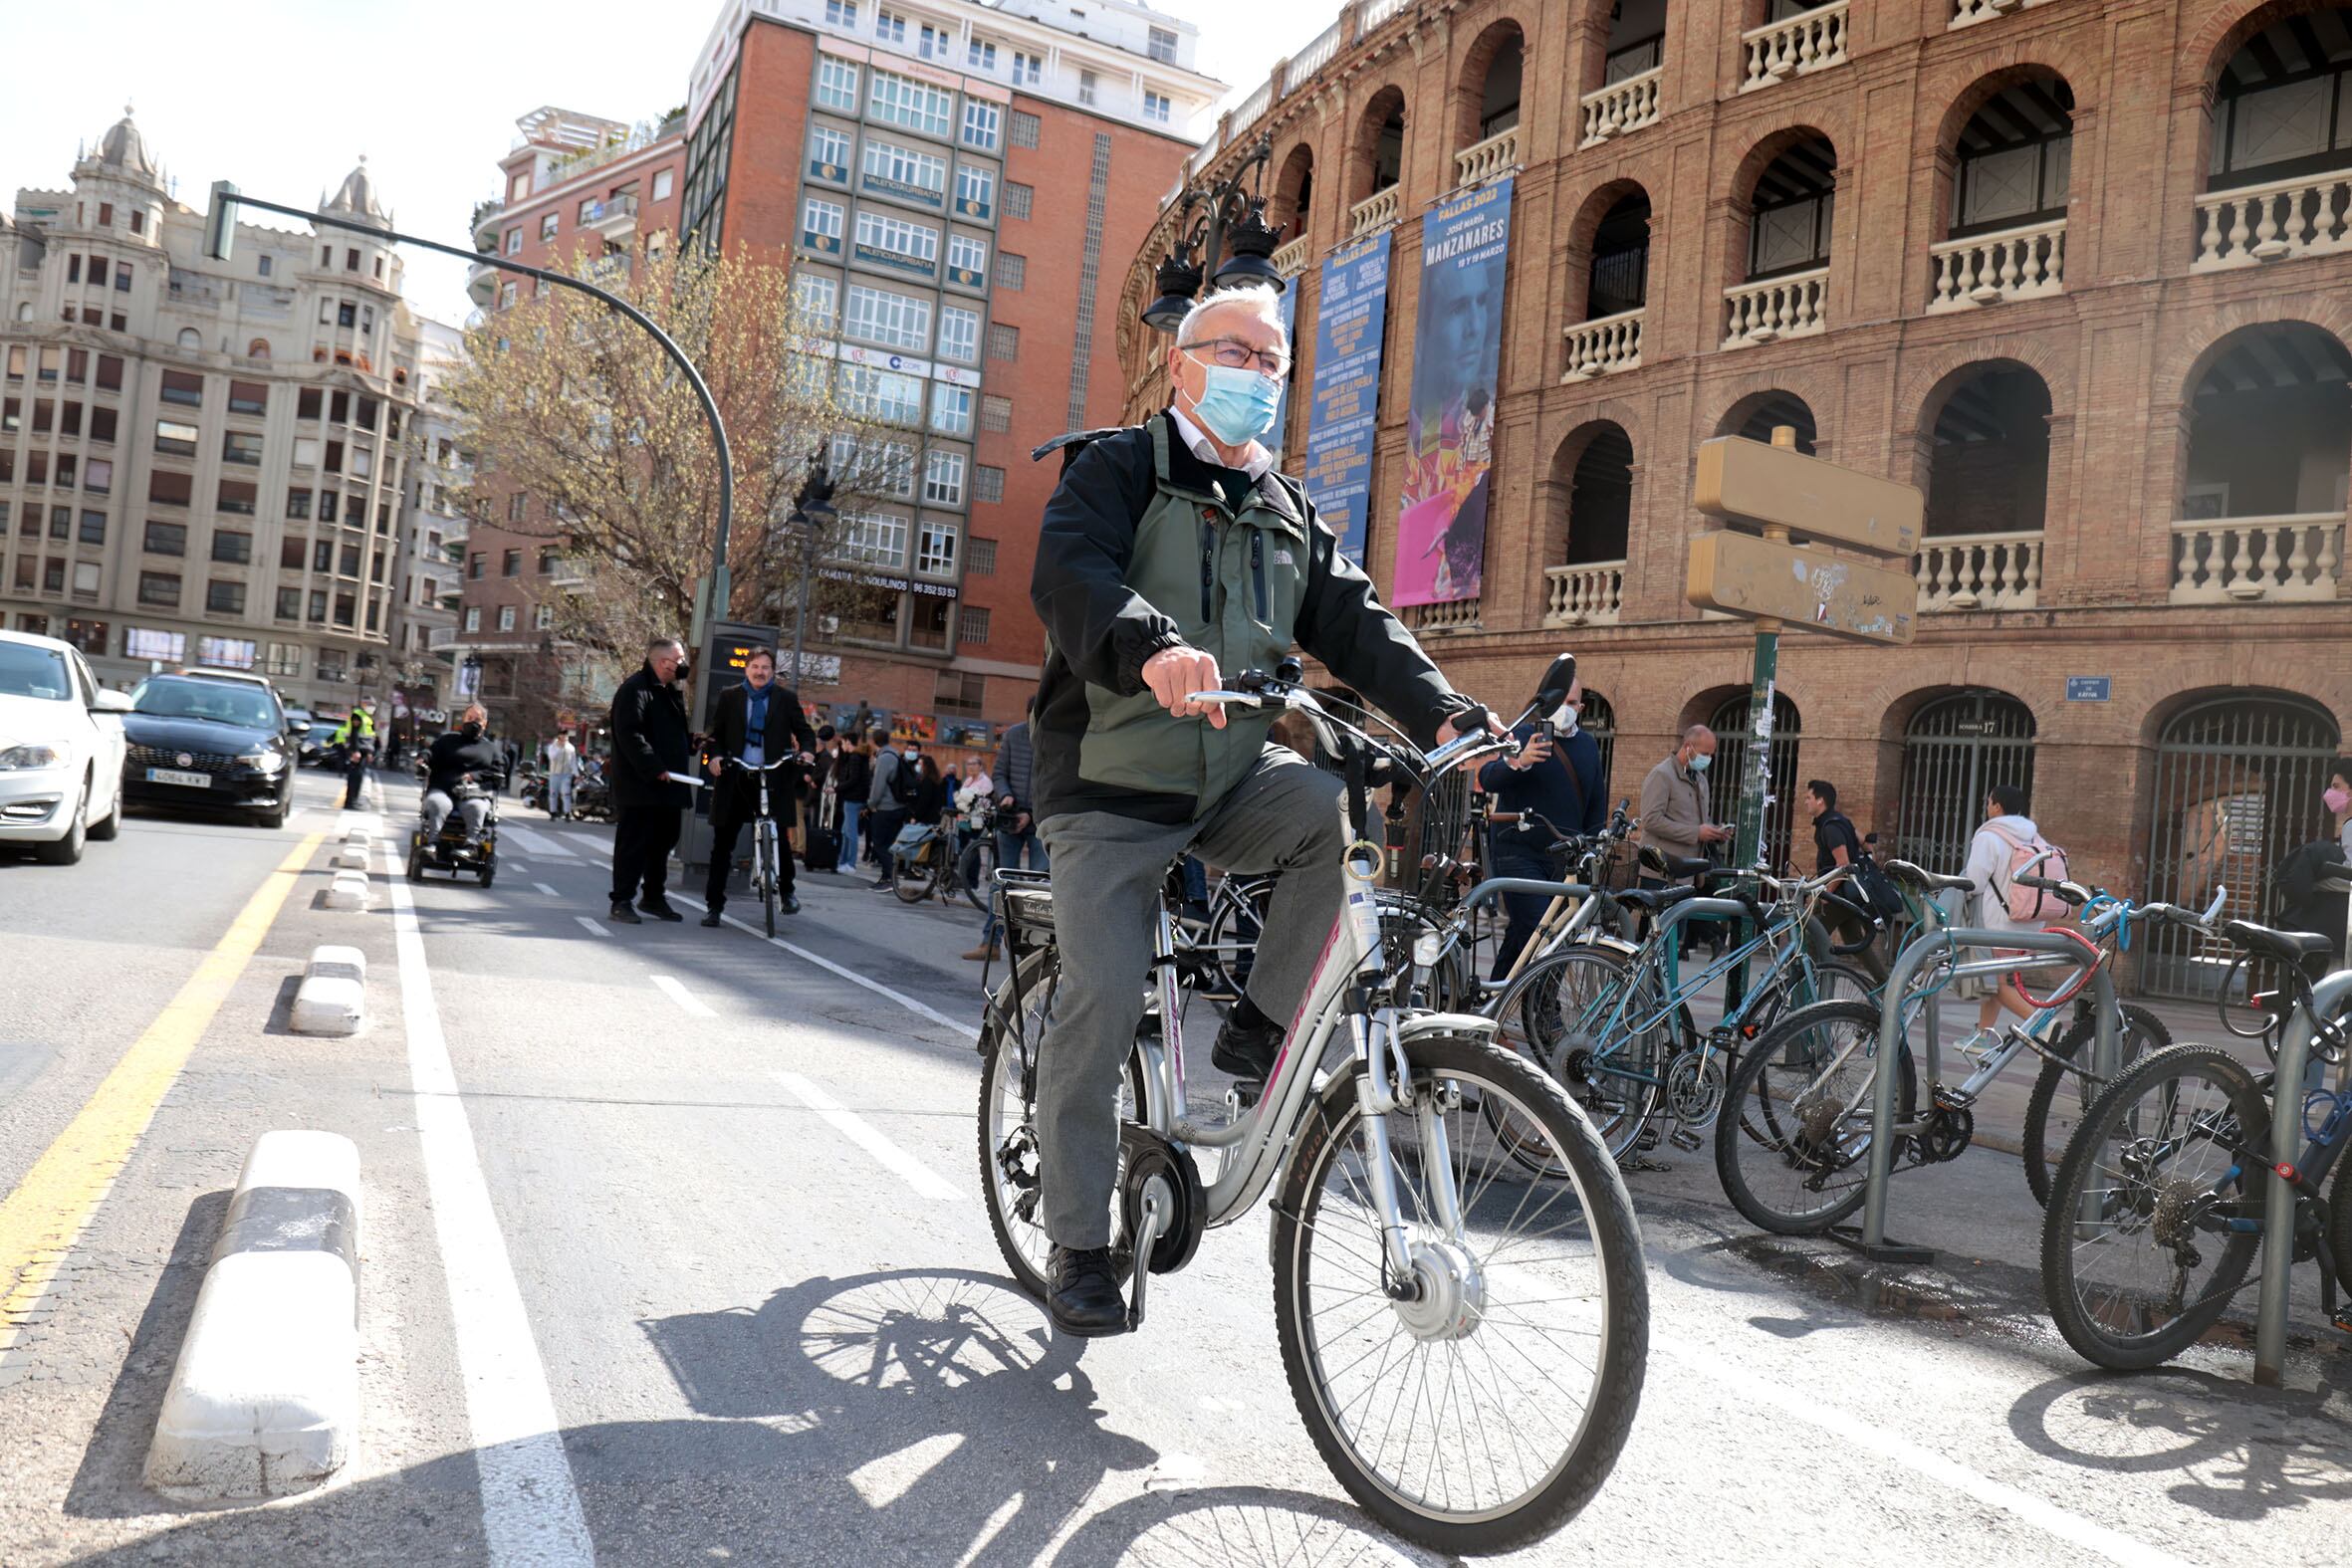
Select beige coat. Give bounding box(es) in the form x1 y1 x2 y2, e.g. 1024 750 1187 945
1640 753 1715 865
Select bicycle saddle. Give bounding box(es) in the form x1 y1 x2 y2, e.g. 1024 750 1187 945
1616 884 1703 914
1885 859 1973 894
2223 920 2336 965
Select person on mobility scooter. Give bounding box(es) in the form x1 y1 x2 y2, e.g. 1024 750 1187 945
407 702 507 885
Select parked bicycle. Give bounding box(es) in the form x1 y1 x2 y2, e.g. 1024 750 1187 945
2040 905 2352 1370
974 656 1648 1554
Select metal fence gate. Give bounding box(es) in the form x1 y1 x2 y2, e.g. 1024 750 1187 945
1708 692 1801 871
1581 690 1618 805
2140 693 2342 999
1894 690 2038 875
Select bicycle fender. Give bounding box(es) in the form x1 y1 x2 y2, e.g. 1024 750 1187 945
1394 1011 1500 1044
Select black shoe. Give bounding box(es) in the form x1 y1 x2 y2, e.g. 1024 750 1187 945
1211 1009 1284 1083
638 899 684 922
871 879 894 892
608 901 642 924
782 895 801 915
1046 1245 1127 1338
699 910 723 928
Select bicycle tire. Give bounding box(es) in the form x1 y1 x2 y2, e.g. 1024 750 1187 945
1715 1000 1918 1235
1270 1030 1646 1555
2330 1147 2352 1300
758 821 778 939
2020 1004 2173 1208
1504 946 1664 1165
892 851 934 904
957 837 992 914
1203 877 1272 1002
2039 1043 2266 1371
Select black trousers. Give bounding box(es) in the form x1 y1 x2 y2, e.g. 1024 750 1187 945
611 804 681 907
867 808 908 878
705 793 795 910
341 753 369 808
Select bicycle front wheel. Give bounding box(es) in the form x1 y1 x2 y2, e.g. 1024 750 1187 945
1715 1000 1917 1234
2039 1043 2266 1371
956 836 993 913
1270 1031 1647 1555
2020 1003 2172 1208
757 820 779 938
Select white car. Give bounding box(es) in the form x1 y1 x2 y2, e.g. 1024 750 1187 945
0 628 129 864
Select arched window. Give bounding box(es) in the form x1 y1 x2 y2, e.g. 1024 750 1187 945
1895 689 2037 873
1273 144 1315 242
1727 135 1835 346
1951 76 2073 238
1707 691 1803 872
1580 690 1618 791
246 337 272 360
1925 364 2050 537
1719 389 1818 455
2199 9 2352 265
2175 323 2352 601
176 328 202 349
1544 423 1631 626
1348 88 1407 235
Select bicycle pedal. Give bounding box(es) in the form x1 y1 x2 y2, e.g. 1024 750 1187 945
1669 1129 1702 1152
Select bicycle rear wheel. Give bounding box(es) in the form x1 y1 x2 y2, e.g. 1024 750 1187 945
1270 1031 1646 1555
957 835 993 913
2039 1043 2265 1371
1506 947 1665 1164
2020 1004 2172 1208
1715 1000 1917 1234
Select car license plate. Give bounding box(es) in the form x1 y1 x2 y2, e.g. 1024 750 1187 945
146 768 212 788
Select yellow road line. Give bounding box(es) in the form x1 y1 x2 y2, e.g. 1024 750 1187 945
0 832 325 1351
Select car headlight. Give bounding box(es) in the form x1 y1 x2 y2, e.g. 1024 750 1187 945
242 750 287 775
0 744 62 771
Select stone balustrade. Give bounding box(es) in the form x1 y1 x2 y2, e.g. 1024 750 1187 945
1543 562 1626 626
1349 185 1402 239
1722 268 1828 348
1402 597 1481 632
1914 532 2042 611
2170 515 2345 603
2193 170 2352 271
1926 219 2067 312
1560 308 1644 382
1454 126 1521 189
1580 68 1661 148
1950 0 2057 29
1272 236 1311 278
1741 0 1850 93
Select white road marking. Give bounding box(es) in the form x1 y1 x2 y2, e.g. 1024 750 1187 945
1665 1342 2194 1568
649 975 715 1017
574 916 612 938
535 883 561 899
499 824 577 860
775 1071 963 1201
382 848 596 1567
666 890 980 1043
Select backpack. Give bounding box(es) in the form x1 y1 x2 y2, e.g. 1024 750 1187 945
1850 847 1907 922
2271 838 2350 937
1997 827 2068 921
885 753 920 809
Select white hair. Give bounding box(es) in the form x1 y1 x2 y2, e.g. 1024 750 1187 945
1176 285 1286 348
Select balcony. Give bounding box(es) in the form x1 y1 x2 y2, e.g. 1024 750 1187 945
1453 126 1521 190
466 258 502 310
1951 0 2059 29
2192 170 2352 272
1401 598 1481 633
1722 268 1827 348
1272 236 1311 277
1579 69 1661 149
1349 186 1402 239
1560 308 1644 383
2169 514 2344 603
1915 532 2042 611
470 197 504 251
1542 561 1625 626
1927 219 2067 312
1741 1 1850 93
583 193 639 243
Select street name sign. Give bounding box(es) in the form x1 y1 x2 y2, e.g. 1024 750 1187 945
1693 436 1923 557
1686 532 1918 645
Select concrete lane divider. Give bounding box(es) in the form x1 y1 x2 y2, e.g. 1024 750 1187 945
290 946 365 1035
323 871 371 911
334 833 371 872
145 1130 361 1499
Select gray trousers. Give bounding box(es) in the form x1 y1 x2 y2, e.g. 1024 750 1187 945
1038 747 1347 1248
423 789 488 837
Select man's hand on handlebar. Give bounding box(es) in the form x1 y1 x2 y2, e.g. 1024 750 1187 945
1143 644 1227 729
1435 705 1503 747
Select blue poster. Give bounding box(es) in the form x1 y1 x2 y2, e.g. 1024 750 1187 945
1268 282 1298 469
1393 175 1513 607
1299 231 1392 564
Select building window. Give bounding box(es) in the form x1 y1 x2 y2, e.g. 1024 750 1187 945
802 196 846 254
965 540 1002 583
144 521 186 557
535 604 554 630
288 489 313 520
868 69 954 138
938 305 981 363
839 510 909 566
932 383 976 436
79 510 107 546
794 271 840 330
148 470 192 508
843 283 933 351
222 431 264 466
217 481 257 516
918 22 952 61
1148 26 1179 65
499 282 518 309
837 364 925 426
211 531 251 563
954 163 996 218
275 587 301 620
1144 91 1172 125
968 37 997 71
206 580 246 615
1013 55 1043 90
1003 181 1034 221
505 227 522 256
468 552 484 579
158 369 203 407
809 124 851 181
974 468 1005 507
1077 71 1098 108
979 393 1013 433
503 549 522 576
962 102 1001 152
852 209 941 273
498 605 517 631
816 58 860 113
916 521 958 576
946 233 989 288
993 252 1027 291
986 322 1020 360
873 7 904 43
923 449 967 506
463 606 480 631
937 671 985 714
824 0 856 22
154 418 199 457
138 571 181 606
653 167 674 202
541 212 560 241
227 379 267 415
860 137 948 204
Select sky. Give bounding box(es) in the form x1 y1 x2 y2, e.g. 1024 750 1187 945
0 0 1307 329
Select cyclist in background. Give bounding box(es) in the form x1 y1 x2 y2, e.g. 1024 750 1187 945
699 645 816 926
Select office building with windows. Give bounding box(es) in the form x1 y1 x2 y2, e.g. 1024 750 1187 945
383 317 469 747
1 112 426 719
677 0 1220 747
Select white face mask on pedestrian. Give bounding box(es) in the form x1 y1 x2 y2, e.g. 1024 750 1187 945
1549 702 1579 736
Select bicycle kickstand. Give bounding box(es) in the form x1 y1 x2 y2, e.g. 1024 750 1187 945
1127 1188 1167 1332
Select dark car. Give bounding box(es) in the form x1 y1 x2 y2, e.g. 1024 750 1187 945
119 673 297 827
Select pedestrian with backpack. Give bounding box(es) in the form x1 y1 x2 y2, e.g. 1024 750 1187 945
1802 779 1899 950
1959 783 2064 1054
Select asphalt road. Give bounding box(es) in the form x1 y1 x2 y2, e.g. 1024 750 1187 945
2 766 2348 1566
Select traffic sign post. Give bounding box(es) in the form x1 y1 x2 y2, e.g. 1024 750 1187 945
1687 427 1924 1002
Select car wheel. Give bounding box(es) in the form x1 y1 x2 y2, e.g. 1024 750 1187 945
87 774 122 842
35 777 90 866
264 792 291 830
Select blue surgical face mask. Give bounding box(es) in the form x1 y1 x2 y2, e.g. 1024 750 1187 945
1186 357 1282 447
1690 752 1712 774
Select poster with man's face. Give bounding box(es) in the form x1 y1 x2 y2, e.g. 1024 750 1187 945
1392 177 1513 607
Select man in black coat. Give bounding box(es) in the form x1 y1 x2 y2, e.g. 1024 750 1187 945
696 646 818 926
607 635 694 924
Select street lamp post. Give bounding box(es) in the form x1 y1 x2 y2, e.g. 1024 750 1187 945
1139 140 1289 334
201 181 737 622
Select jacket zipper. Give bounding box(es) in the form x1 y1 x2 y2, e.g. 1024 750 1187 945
1198 517 1216 625
1251 532 1268 623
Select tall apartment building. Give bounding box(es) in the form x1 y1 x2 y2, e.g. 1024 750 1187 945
1121 0 2352 1000
383 317 469 749
451 108 688 735
1 112 425 721
675 0 1222 748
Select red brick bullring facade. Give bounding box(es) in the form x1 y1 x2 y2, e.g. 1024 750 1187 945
1119 0 2352 996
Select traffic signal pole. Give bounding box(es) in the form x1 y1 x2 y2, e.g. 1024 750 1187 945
1724 426 1798 1008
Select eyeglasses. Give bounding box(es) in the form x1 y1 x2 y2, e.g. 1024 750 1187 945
1179 337 1292 376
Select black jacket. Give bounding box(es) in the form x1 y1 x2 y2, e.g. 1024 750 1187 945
609 662 692 810
702 680 817 810
1029 415 1469 823
424 730 506 797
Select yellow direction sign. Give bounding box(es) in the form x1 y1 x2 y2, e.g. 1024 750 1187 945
1693 436 1923 557
1687 532 1918 645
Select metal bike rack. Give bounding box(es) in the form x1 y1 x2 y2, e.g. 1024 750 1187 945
1840 927 2119 1264
2254 897 2352 1387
